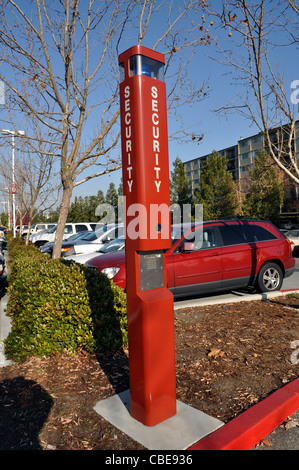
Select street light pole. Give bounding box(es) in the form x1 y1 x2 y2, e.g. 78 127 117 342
1 129 24 237
12 132 16 237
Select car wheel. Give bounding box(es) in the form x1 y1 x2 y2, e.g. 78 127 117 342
256 262 283 292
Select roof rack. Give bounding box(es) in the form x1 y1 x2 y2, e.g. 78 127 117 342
203 216 265 222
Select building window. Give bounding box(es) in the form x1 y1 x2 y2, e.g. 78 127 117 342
240 165 250 173
240 139 250 147
252 135 263 144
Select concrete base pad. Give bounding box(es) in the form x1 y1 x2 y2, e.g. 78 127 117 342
94 389 223 450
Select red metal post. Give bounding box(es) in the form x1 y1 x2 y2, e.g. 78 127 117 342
119 45 176 426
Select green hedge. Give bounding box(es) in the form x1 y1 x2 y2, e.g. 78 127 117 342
4 238 128 361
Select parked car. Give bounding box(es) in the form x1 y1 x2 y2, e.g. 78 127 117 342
85 219 295 296
0 230 6 250
40 230 94 255
0 225 7 234
0 250 7 291
65 236 125 264
285 229 299 253
282 221 293 230
30 222 96 247
16 224 28 234
22 223 57 238
61 223 124 258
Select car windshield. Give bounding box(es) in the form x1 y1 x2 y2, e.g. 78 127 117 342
80 231 98 241
67 231 92 241
83 224 124 241
95 224 116 236
100 237 125 253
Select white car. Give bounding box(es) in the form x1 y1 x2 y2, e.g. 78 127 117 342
62 223 124 258
30 227 51 244
283 222 293 230
30 222 96 247
22 223 57 239
65 237 125 264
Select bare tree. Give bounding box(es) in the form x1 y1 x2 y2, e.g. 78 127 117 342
288 0 299 16
0 114 60 241
0 0 211 258
205 0 299 185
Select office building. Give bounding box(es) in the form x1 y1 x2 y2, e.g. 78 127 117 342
183 122 299 213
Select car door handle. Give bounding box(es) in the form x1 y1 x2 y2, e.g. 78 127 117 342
209 252 220 257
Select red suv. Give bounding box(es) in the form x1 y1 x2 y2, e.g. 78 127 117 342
85 219 295 297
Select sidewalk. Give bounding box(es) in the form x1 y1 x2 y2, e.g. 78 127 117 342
174 287 299 310
0 293 12 367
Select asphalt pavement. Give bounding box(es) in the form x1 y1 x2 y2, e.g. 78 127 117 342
253 410 299 450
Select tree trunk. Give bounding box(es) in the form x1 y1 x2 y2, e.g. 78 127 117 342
25 208 34 245
52 182 73 259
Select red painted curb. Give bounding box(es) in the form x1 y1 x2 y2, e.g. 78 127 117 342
280 289 299 293
188 378 299 450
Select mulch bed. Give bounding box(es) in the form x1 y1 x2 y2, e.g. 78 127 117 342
0 294 298 450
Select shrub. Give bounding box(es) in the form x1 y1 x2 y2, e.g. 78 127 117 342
4 238 127 361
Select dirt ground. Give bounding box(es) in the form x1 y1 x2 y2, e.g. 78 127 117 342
0 293 298 450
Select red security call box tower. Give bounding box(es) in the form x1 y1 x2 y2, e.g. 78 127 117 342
119 45 176 426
